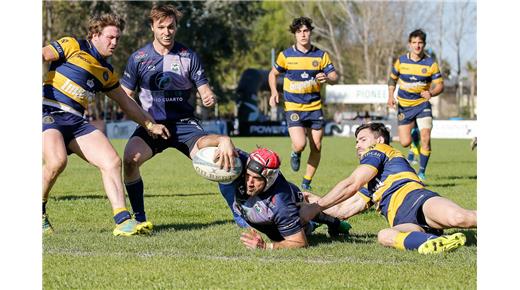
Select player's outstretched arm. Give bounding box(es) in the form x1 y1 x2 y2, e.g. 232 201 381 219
300 165 376 223
194 134 237 171
240 228 307 250
106 86 170 139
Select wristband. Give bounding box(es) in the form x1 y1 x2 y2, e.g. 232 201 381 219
145 120 154 130
266 243 274 250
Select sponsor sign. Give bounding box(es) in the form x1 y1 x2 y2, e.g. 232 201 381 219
325 84 389 104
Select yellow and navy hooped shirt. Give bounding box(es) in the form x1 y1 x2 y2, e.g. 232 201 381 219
43 37 120 117
359 143 424 226
389 53 443 107
274 45 335 112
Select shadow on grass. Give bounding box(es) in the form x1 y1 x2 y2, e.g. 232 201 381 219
153 219 232 232
458 229 477 247
445 175 477 180
307 232 377 247
53 192 219 201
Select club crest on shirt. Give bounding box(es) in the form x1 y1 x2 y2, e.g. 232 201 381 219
398 113 405 121
42 116 55 124
254 204 262 213
86 79 95 88
171 63 181 74
290 113 300 122
312 60 319 67
300 72 309 79
422 68 427 74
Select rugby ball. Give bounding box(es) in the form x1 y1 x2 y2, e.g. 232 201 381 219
192 147 242 183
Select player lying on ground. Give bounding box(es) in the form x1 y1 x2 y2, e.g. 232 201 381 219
219 147 350 250
300 123 476 254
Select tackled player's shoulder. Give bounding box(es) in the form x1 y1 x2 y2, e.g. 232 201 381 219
362 143 401 159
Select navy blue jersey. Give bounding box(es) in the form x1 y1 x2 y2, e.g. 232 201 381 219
121 42 209 121
229 151 304 242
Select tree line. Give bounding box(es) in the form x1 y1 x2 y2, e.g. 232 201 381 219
42 0 476 120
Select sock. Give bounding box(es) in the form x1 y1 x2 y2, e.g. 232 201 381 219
393 231 438 251
312 212 336 227
218 183 248 228
125 178 146 222
302 176 312 187
113 208 131 225
42 199 47 215
418 149 431 174
407 149 415 162
411 127 420 148
292 151 301 158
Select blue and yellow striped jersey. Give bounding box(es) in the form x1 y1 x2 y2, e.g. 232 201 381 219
43 37 120 117
359 143 424 226
274 45 335 111
389 53 443 107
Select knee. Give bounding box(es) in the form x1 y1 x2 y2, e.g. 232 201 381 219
100 154 122 172
293 141 306 152
44 156 68 176
123 153 140 172
310 142 322 153
450 210 476 228
377 228 396 247
400 138 411 147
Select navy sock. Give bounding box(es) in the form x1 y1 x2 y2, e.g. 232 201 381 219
113 210 132 225
42 200 47 215
125 178 146 222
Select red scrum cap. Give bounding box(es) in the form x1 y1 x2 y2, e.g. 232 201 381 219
246 148 281 192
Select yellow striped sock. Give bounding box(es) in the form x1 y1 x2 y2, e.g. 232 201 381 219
113 207 128 216
303 175 312 181
393 232 411 251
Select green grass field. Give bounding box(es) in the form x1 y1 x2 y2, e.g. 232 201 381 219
43 136 477 289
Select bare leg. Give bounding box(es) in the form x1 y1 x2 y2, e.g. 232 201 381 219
398 123 416 147
68 130 126 211
42 129 68 203
288 126 307 153
304 128 324 181
422 196 477 229
123 136 153 183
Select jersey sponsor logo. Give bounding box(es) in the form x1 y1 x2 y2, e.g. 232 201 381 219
400 81 427 90
301 72 309 79
147 65 156 71
60 79 95 101
75 53 92 64
254 204 262 213
290 113 300 121
42 115 55 124
154 97 184 103
289 78 317 91
410 76 417 81
156 72 173 89
179 48 190 57
312 60 319 67
134 51 147 61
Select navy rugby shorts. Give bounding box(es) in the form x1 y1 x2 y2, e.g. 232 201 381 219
393 188 442 235
397 101 432 126
285 109 324 129
42 106 96 154
130 118 207 157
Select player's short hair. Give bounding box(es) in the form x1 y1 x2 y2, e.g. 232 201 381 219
409 29 427 43
149 4 183 26
87 13 125 39
355 123 391 145
289 17 314 33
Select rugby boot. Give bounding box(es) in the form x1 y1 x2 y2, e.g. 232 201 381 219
42 214 54 234
113 218 139 237
290 152 301 172
418 233 466 254
136 220 154 235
